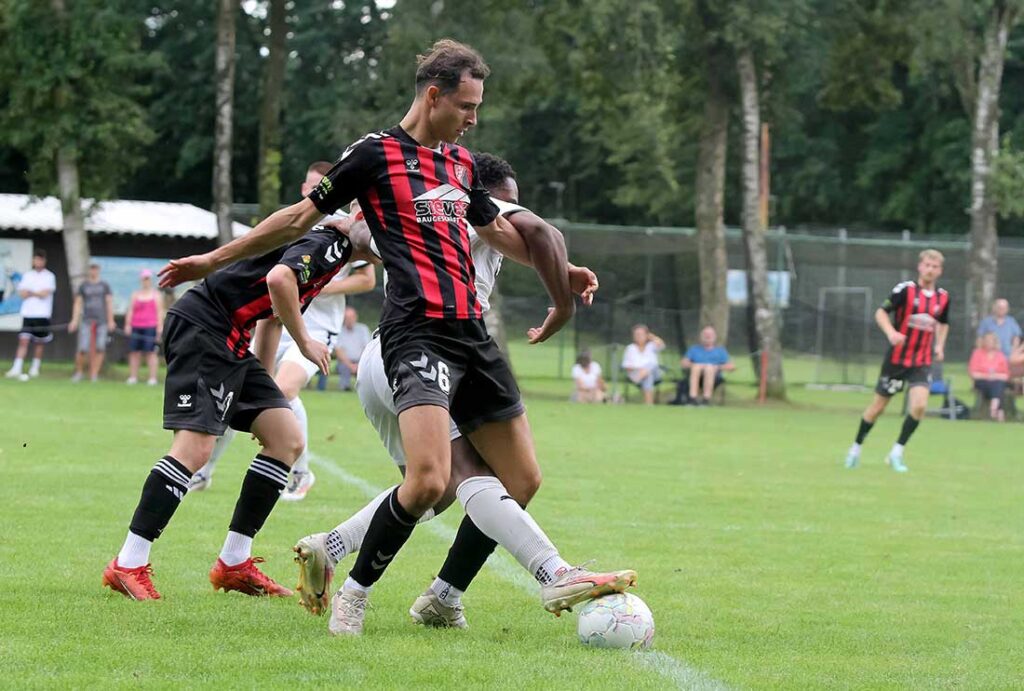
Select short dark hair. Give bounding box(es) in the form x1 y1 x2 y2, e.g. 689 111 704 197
415 39 490 95
307 160 333 176
32 249 46 260
474 152 516 191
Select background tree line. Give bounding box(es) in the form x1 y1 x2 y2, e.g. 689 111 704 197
3 0 1024 399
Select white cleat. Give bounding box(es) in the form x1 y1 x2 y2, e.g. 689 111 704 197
844 445 860 469
328 586 369 636
293 533 334 616
280 470 316 502
409 589 468 629
886 450 909 473
4 368 21 379
188 471 212 492
541 564 637 616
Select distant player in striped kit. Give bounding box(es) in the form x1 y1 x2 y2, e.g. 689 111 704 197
845 249 949 472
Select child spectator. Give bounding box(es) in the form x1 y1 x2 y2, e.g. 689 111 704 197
571 350 605 403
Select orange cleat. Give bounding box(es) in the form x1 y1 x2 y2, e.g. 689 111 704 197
102 558 162 601
209 557 293 597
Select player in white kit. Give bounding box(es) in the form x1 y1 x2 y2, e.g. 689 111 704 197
294 154 636 634
189 162 376 500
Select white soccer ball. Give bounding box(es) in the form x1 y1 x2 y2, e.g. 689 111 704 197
576 592 654 650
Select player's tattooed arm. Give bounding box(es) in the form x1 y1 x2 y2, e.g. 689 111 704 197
266 265 331 375
253 318 283 376
159 198 323 288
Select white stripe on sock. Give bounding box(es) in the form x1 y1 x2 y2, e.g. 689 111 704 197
153 460 190 488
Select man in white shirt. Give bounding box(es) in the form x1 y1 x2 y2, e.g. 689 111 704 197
333 306 371 390
6 249 57 381
621 323 666 404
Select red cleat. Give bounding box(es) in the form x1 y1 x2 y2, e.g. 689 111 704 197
102 558 162 601
209 557 293 597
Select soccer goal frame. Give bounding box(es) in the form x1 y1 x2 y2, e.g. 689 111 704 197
812 286 873 389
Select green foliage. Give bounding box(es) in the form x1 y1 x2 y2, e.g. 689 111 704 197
0 0 156 198
991 135 1024 218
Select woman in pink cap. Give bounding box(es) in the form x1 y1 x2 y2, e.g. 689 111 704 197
124 269 164 385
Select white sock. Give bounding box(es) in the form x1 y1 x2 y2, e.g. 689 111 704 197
430 577 464 606
219 530 253 566
117 531 153 569
343 576 372 594
290 397 310 473
325 486 395 564
892 443 905 455
10 357 23 372
535 554 572 585
456 476 563 585
849 442 861 454
202 428 236 478
29 358 41 373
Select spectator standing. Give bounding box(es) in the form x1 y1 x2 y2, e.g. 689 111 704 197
69 262 115 382
969 332 1010 422
976 298 1021 358
622 324 665 405
5 249 57 381
681 325 735 405
333 306 371 391
124 269 164 385
571 350 605 403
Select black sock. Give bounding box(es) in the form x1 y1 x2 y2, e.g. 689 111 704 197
129 455 192 541
897 415 920 446
855 418 874 444
437 516 499 592
348 488 418 588
228 454 289 537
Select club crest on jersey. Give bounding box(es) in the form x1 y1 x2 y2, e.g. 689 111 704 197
454 164 470 187
299 255 312 283
412 184 469 224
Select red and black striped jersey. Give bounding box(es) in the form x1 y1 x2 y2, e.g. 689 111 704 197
168 227 352 358
307 126 499 324
882 281 950 367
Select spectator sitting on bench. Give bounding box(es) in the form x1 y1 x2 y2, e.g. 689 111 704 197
679 325 735 406
969 332 1010 422
622 323 665 405
571 349 606 403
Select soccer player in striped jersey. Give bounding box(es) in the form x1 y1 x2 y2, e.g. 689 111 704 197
845 250 950 472
292 154 635 633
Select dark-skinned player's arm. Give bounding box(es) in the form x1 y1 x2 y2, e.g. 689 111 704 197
475 212 575 343
252 317 283 377
159 199 326 288
265 265 331 375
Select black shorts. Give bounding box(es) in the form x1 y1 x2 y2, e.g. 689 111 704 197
379 315 524 434
875 360 931 397
129 327 159 353
161 314 290 435
19 317 53 343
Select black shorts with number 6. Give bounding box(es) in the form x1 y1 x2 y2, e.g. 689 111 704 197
161 314 291 436
875 359 931 397
380 315 524 434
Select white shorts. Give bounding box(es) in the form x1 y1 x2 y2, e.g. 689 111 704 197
356 335 461 466
275 328 333 382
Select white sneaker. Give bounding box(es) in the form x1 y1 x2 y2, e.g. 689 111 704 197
146 378 158 386
886 449 909 473
280 470 316 502
28 368 39 378
126 377 137 385
409 589 468 629
328 585 369 636
293 533 334 616
71 372 84 383
4 368 21 379
188 471 212 492
844 444 860 469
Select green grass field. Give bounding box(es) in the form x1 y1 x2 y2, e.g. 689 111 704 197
1 356 1022 689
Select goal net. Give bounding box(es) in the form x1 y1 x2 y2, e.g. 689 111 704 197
812 287 873 389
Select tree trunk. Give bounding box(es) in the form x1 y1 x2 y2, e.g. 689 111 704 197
694 51 729 343
257 0 287 221
737 49 785 399
57 146 89 293
213 0 237 246
967 3 1014 331
50 0 89 293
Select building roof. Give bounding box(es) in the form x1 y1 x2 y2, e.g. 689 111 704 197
0 194 249 239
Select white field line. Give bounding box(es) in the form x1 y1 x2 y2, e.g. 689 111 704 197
310 452 732 691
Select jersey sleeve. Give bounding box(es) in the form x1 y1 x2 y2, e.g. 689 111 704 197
278 232 353 286
307 137 378 215
881 283 908 314
937 292 950 324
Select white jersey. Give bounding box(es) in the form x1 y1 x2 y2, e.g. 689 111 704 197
358 198 530 463
17 269 57 318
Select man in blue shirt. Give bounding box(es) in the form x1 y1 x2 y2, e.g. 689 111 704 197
976 299 1021 358
681 326 734 405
